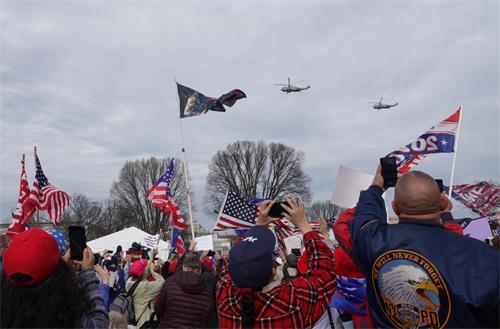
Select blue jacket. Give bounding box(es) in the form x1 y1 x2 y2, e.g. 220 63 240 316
350 185 499 328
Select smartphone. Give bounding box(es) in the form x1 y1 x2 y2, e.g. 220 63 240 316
69 225 87 261
380 157 398 188
268 202 291 218
435 179 444 193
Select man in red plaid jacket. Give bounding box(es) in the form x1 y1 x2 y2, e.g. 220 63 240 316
216 197 336 329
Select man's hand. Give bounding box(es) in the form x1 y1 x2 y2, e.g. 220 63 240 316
372 165 386 191
94 264 110 285
282 196 311 234
168 252 177 262
81 247 95 271
255 200 276 226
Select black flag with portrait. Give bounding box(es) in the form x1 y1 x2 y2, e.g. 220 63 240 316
177 83 246 118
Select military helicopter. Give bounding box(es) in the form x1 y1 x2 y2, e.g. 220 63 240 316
369 97 398 110
274 78 310 93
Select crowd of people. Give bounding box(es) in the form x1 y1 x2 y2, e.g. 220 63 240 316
0 167 498 328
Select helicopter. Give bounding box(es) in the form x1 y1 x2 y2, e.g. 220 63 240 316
369 97 398 110
274 77 310 93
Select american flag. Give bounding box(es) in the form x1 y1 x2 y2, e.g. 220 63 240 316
272 219 295 253
213 192 257 230
387 106 461 174
445 182 500 216
6 156 32 237
25 153 70 225
168 203 189 230
147 159 188 230
147 159 175 210
171 228 186 255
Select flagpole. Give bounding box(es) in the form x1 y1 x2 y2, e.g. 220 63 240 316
181 146 196 241
33 146 40 226
448 105 463 198
176 79 196 241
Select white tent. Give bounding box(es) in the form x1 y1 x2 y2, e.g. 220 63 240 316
87 227 170 261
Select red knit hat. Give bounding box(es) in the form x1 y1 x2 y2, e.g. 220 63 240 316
3 228 60 287
129 259 148 279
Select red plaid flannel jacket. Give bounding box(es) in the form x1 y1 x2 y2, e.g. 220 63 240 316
216 231 336 329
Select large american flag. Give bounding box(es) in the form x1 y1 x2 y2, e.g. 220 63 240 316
147 159 175 210
25 153 70 225
386 106 461 174
213 192 257 230
147 159 188 230
168 203 189 230
6 156 32 237
445 182 500 216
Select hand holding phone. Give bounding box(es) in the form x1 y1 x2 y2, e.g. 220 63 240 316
69 226 87 261
380 157 398 189
268 202 289 218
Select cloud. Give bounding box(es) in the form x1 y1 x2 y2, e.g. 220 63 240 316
1 0 498 229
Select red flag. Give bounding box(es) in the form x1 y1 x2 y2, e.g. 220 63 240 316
6 156 32 237
25 152 70 225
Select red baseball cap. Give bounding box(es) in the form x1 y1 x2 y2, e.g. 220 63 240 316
3 228 60 287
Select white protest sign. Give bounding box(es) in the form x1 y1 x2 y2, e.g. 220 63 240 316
283 234 303 255
142 234 160 249
195 234 214 251
331 165 374 209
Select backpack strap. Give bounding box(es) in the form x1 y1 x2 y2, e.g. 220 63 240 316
127 279 141 297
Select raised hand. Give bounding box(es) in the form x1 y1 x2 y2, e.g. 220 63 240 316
255 200 276 226
282 196 311 234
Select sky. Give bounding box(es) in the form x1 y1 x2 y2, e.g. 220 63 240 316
1 0 498 230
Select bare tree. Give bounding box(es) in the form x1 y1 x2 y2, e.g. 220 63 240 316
205 141 311 214
59 194 104 240
110 157 189 234
307 200 344 226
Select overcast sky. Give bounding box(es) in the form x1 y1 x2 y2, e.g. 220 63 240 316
1 0 498 229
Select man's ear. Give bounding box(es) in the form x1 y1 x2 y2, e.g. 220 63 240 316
392 200 401 215
439 195 448 211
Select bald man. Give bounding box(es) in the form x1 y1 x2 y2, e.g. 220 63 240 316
350 167 498 328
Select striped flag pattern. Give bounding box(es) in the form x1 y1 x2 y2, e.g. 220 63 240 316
147 159 189 230
147 159 175 210
445 182 500 216
25 153 70 225
171 228 186 255
6 157 32 237
387 106 461 174
213 192 257 231
168 204 189 230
